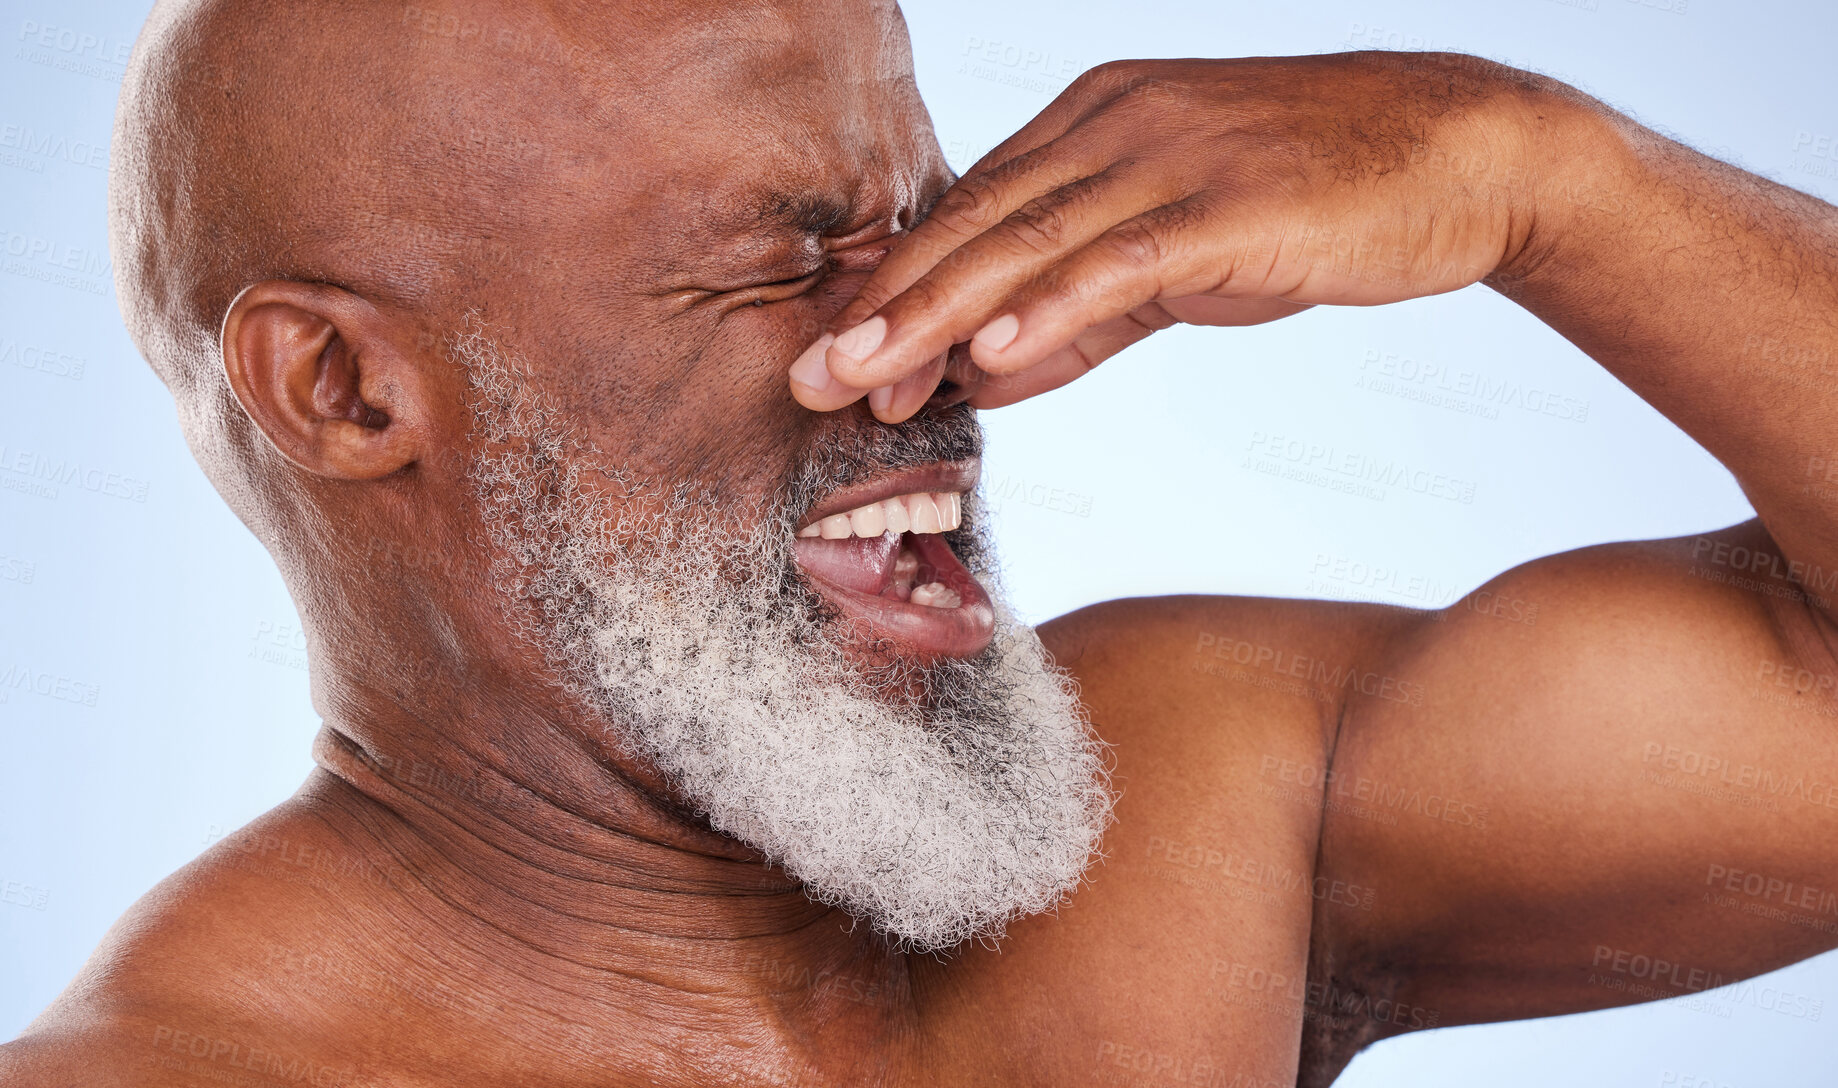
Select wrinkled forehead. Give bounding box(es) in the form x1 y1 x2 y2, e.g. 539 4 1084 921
403 2 947 488
420 0 945 279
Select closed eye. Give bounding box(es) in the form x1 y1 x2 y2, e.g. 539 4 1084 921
739 266 827 306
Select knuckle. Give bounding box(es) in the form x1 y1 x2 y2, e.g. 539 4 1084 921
1074 60 1181 107
931 174 1007 236
1103 218 1166 270
827 284 893 331
1002 197 1073 256
1151 197 1208 237
1074 59 1134 93
828 297 879 333
1115 72 1167 101
1026 260 1077 301
888 273 954 322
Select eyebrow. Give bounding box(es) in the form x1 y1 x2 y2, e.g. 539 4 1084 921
756 189 853 235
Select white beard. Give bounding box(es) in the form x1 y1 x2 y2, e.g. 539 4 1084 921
452 323 1115 953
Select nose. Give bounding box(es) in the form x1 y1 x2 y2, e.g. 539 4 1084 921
923 341 980 411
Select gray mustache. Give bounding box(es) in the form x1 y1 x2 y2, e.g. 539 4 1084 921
783 402 983 515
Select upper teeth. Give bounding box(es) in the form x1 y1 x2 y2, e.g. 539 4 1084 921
797 491 963 540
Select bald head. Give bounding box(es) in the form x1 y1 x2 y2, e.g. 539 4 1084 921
109 0 946 547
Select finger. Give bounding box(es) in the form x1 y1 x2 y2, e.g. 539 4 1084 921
822 160 1171 391
969 302 1172 376
967 305 1173 409
968 345 1097 410
825 129 1119 345
788 332 869 411
968 197 1229 376
941 339 987 392
954 61 1134 176
867 352 947 425
964 299 1313 412
821 62 1146 338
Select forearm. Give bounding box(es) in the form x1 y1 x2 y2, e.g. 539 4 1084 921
1499 82 1838 603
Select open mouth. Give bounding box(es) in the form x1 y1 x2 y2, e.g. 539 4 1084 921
791 459 995 659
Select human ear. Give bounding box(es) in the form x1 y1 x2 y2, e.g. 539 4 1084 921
220 281 429 480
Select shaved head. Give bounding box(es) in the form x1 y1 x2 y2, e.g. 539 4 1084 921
110 0 935 533
110 0 535 535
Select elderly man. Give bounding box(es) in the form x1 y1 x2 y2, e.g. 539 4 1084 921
8 0 1838 1085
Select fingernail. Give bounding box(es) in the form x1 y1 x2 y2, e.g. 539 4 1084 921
789 333 838 391
830 315 887 364
868 384 894 417
972 313 1021 353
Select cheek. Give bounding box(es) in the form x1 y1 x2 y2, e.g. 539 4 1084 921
610 308 827 501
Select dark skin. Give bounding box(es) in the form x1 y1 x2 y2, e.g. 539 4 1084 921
791 40 1838 1083
9 3 1838 1088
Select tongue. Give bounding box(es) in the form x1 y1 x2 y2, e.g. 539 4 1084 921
792 531 903 595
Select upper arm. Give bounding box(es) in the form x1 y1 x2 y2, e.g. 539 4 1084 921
1319 517 1838 1032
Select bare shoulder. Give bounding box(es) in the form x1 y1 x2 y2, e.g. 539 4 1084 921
2 798 410 1087
2 1013 385 1088
1038 591 1427 755
921 595 1425 1085
0 1011 271 1088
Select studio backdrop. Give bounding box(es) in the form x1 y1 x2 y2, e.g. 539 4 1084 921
3 0 1834 1084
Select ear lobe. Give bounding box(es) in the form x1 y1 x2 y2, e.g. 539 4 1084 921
221 281 427 480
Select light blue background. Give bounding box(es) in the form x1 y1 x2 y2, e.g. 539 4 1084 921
3 0 1834 1083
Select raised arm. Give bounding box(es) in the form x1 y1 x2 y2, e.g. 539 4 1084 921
777 50 1838 1081
1308 72 1838 1080
1492 81 1838 603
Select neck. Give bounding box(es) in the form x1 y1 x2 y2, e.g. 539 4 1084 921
302 672 927 1087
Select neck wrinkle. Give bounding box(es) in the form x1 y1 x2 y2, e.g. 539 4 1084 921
309 719 835 936
300 719 928 1084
